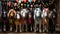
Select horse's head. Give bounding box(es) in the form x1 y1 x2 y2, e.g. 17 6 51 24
34 8 41 17
7 9 16 18
21 9 28 18
42 8 49 18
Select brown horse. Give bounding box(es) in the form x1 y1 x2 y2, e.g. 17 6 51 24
7 9 16 31
42 8 49 32
7 9 16 17
14 11 20 32
14 19 20 32
20 9 28 32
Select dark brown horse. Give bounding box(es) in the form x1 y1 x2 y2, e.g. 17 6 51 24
7 9 16 31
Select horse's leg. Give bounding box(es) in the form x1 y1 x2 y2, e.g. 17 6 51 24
39 19 42 32
4 22 6 31
10 20 13 32
22 24 24 32
21 22 24 32
35 21 38 32
14 20 17 32
36 24 39 32
45 19 48 32
10 24 12 32
21 24 22 32
44 18 48 32
30 23 32 32
41 19 43 32
46 19 48 32
19 23 22 32
24 21 26 32
44 18 47 32
9 23 11 31
45 24 48 32
25 20 27 32
15 25 17 32
34 21 36 32
42 19 45 32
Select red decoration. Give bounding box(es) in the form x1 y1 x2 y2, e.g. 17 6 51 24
23 0 27 3
16 0 18 2
33 0 36 3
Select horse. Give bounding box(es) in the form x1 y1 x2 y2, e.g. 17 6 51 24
2 11 7 31
20 9 28 32
41 8 49 32
34 8 41 32
7 9 16 31
48 10 56 32
14 11 21 32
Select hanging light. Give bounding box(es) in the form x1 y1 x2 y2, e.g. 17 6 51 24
16 0 19 2
28 0 32 3
36 4 39 8
19 0 22 3
24 3 26 6
30 4 33 8
33 0 36 3
27 4 29 8
21 3 23 8
23 0 27 3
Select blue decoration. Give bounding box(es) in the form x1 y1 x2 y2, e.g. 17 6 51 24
28 0 32 2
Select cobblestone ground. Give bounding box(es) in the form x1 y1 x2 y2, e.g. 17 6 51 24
0 33 60 34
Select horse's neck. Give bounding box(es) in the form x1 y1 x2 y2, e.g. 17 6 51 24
35 11 40 17
17 14 20 19
22 11 27 17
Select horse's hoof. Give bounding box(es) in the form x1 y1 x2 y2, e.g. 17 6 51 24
34 30 36 32
39 30 41 32
20 30 22 32
4 28 6 32
15 30 17 32
46 30 48 32
43 30 45 32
